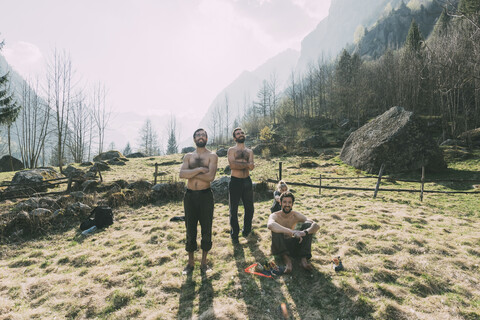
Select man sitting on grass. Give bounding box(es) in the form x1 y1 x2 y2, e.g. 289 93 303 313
267 191 320 273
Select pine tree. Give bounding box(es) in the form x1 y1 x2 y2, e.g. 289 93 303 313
405 19 423 54
166 130 178 154
0 71 21 170
123 142 132 156
432 9 450 38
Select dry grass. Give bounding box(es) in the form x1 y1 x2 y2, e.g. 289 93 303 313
0 150 479 319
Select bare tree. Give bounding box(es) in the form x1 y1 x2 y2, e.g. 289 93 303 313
45 48 74 173
67 92 91 163
138 119 160 156
91 82 111 155
15 78 50 168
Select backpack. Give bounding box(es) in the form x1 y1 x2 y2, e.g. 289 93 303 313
80 206 114 231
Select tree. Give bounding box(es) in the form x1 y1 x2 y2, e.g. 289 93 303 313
405 19 423 54
45 48 74 173
91 82 111 155
166 115 178 154
67 93 91 163
0 71 21 170
123 142 132 155
138 119 160 156
15 77 50 168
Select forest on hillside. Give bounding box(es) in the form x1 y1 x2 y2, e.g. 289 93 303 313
209 0 480 147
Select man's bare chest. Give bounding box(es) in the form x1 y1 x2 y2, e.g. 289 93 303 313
188 156 209 169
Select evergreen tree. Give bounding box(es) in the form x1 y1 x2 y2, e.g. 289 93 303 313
0 72 21 170
123 142 132 156
405 19 423 53
166 130 178 154
432 9 450 38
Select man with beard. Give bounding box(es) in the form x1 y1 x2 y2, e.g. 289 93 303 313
267 192 320 273
227 127 255 243
179 128 218 274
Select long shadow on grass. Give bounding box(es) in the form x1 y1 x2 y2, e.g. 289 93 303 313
389 168 480 191
282 262 373 319
199 273 215 319
233 233 289 320
177 273 195 320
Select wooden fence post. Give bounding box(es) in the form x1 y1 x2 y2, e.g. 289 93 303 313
154 163 158 185
97 168 103 182
420 166 425 201
67 177 73 192
373 163 385 198
279 162 282 181
319 174 322 195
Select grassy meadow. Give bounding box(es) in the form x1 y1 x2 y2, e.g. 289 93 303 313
0 149 479 319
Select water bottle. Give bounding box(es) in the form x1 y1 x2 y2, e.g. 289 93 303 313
82 225 97 236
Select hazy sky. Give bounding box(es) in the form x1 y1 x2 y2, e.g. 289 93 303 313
0 0 331 148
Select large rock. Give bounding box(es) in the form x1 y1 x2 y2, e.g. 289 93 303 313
211 176 230 201
8 168 65 192
340 106 446 173
126 152 146 158
0 155 24 172
93 150 126 162
63 165 85 178
458 128 480 146
216 148 228 157
181 147 195 153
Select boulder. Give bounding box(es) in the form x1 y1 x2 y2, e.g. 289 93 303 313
70 191 86 200
151 182 185 201
15 198 40 211
89 161 111 172
30 208 52 218
63 165 85 178
128 180 153 191
181 147 195 153
458 128 480 146
66 202 91 216
216 148 228 157
0 155 24 172
107 158 126 166
126 152 146 158
300 160 319 168
211 176 230 201
340 106 446 173
223 165 231 175
81 180 99 193
93 150 127 162
80 161 93 167
440 139 465 147
7 168 64 192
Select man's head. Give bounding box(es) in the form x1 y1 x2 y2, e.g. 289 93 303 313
232 127 245 143
193 128 208 148
280 191 295 214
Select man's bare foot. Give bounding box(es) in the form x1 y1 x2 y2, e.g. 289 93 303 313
282 255 293 274
300 258 313 271
182 264 194 275
200 264 212 274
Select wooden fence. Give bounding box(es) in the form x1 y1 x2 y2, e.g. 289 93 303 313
0 168 103 201
270 162 480 201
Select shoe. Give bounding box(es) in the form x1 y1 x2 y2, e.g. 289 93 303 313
182 264 194 275
332 256 344 272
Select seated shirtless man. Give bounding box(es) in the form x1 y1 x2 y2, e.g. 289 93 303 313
179 128 218 274
267 191 320 273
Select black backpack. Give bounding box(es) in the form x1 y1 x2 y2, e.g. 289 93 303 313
80 206 114 231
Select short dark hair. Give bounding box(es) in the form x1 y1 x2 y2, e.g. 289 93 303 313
193 128 207 139
280 191 295 204
232 127 243 138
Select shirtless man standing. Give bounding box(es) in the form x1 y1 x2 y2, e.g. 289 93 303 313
227 127 255 243
267 192 320 273
179 128 218 274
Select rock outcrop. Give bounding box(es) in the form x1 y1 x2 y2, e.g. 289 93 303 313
0 155 24 172
340 106 446 173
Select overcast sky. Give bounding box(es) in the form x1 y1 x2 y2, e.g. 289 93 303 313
0 0 331 148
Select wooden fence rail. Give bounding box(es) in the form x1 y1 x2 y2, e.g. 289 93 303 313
274 161 480 201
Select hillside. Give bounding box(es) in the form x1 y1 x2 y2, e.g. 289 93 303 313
0 149 479 319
